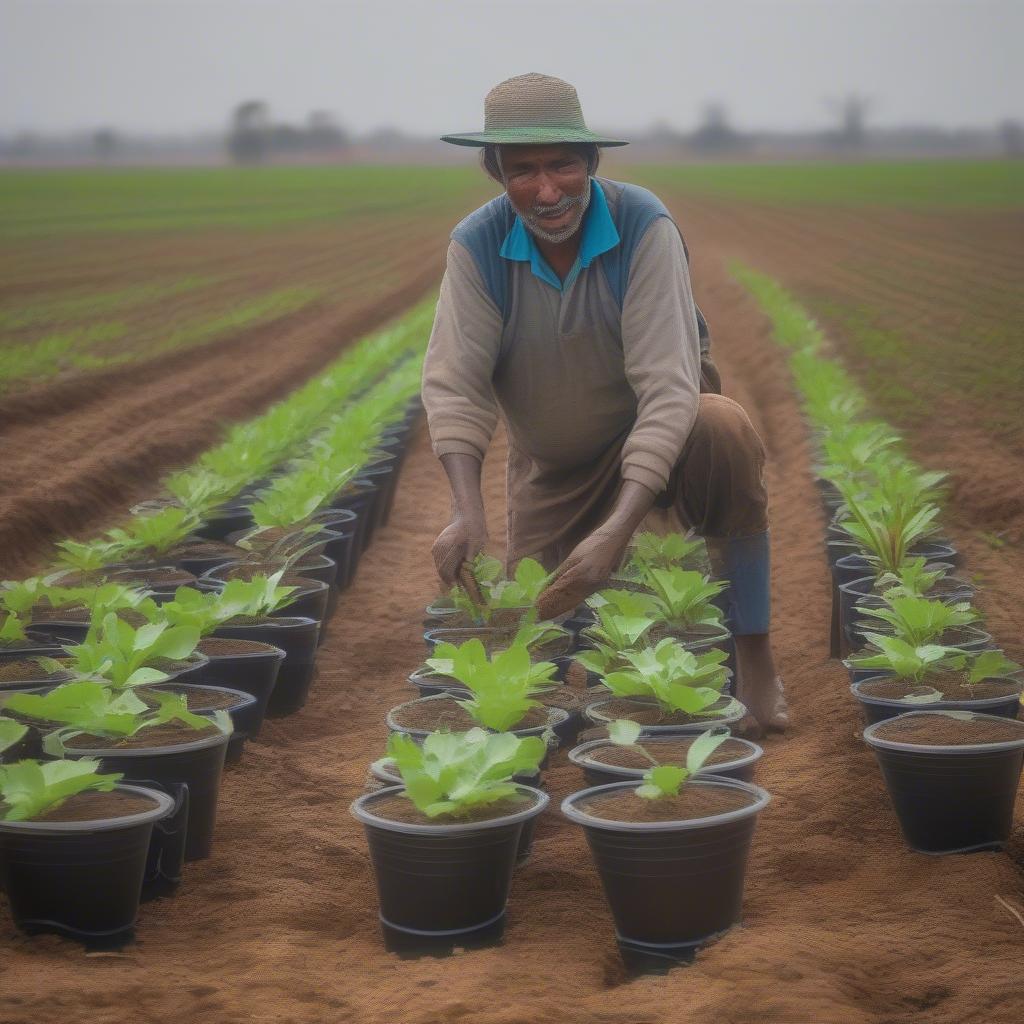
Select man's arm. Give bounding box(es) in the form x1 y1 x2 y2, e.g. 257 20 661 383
536 218 702 619
421 240 503 584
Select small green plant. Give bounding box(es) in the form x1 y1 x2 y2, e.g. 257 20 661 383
449 556 553 625
602 638 733 719
605 719 731 799
626 531 707 576
53 537 126 573
138 587 224 635
641 568 726 630
215 571 299 619
58 613 200 688
848 636 1019 689
835 485 940 574
0 611 29 648
857 595 979 646
104 506 200 560
576 607 657 677
425 639 557 732
0 758 123 822
5 681 229 756
383 728 546 818
0 718 29 757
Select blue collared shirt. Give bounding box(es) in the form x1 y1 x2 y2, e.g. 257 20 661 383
498 178 621 292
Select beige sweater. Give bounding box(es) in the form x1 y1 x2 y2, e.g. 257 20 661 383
422 212 702 560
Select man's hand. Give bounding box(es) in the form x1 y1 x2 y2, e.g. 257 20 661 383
432 515 489 587
535 524 632 620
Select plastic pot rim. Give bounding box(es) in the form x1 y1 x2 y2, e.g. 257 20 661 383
386 692 570 737
199 639 287 663
150 681 260 713
0 782 175 836
214 615 318 631
567 736 763 780
62 727 232 760
863 709 1024 755
560 777 770 833
423 623 573 645
850 674 1022 712
351 783 549 836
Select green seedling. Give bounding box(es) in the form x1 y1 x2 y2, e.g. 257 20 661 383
576 608 657 677
138 586 225 635
104 505 200 560
4 681 229 757
0 612 29 647
858 595 979 647
54 537 126 573
0 758 122 822
383 728 546 818
425 638 557 732
216 571 299 619
59 612 200 688
605 719 732 799
626 531 707 576
0 719 29 757
449 556 553 625
602 638 734 719
835 485 940 574
642 568 726 629
874 557 949 599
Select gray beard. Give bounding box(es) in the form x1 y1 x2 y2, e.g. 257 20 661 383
520 179 592 244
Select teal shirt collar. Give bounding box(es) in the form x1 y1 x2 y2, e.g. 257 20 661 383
499 179 620 291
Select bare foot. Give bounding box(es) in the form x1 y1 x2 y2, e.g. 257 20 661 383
734 634 791 735
743 676 790 734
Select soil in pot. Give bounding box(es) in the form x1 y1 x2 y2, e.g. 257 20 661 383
589 697 736 729
370 793 527 827
0 658 73 685
70 719 222 750
586 736 753 772
864 712 1024 855
578 785 756 824
111 566 198 589
0 783 173 942
859 673 1019 703
389 696 551 733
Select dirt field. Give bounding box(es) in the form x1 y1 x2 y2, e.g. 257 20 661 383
3 219 1023 1023
1 166 1023 1021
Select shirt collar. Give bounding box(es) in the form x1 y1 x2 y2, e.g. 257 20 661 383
499 178 620 291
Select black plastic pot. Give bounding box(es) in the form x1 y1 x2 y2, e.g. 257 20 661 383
151 682 260 765
193 503 256 542
568 736 764 787
63 730 230 861
0 634 70 664
583 695 747 736
367 760 543 865
0 783 174 940
351 784 548 951
328 478 378 559
850 674 1024 725
135 778 190 900
211 616 319 717
847 622 992 656
562 778 770 968
23 618 90 644
195 638 285 734
360 462 397 530
311 509 359 591
863 711 1024 854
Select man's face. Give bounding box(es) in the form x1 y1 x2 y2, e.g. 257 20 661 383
498 144 591 243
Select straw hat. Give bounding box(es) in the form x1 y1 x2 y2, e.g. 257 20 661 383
442 73 628 148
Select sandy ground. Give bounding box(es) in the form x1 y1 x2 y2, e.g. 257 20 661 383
2 240 1022 1024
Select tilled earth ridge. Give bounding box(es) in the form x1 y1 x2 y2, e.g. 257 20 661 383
2 246 1022 1024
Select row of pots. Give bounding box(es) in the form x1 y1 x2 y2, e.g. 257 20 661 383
0 402 423 942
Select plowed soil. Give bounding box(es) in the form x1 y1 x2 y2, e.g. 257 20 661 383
2 226 1022 1024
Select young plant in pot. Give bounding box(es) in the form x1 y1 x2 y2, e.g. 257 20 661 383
570 717 763 787
350 728 549 951
21 580 151 644
426 555 553 630
391 639 568 745
863 710 1024 855
561 722 770 968
575 604 658 687
0 718 31 763
849 594 988 655
138 587 283 752
0 610 72 674
623 531 711 578
209 574 320 718
846 640 1021 724
624 568 730 649
0 757 174 940
6 681 231 861
585 638 745 733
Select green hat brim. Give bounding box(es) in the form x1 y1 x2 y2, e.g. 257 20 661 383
441 127 628 148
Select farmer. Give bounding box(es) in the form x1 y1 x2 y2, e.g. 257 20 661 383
421 73 788 735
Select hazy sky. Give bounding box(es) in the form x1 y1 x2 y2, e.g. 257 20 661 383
1 0 1020 135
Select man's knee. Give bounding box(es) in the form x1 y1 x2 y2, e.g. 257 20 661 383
675 394 768 536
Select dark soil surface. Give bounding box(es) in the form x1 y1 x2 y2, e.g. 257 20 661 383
389 695 551 733
861 673 1020 701
367 793 535 827
578 785 756 824
68 721 221 750
197 637 280 657
31 789 159 823
141 685 240 712
873 714 1024 746
585 737 752 770
590 696 733 727
0 658 70 682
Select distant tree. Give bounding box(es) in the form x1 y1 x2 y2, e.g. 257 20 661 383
92 128 118 162
999 120 1023 158
690 103 745 153
827 95 873 149
227 100 270 164
306 110 348 151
